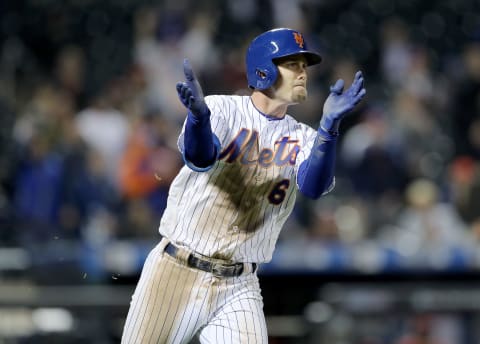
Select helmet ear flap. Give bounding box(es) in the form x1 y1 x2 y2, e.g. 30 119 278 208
251 64 277 90
256 69 267 79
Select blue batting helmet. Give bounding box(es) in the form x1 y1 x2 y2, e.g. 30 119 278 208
245 28 322 90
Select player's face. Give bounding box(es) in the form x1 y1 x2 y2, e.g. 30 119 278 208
273 55 308 104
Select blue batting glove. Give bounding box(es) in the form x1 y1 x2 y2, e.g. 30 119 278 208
176 58 210 118
320 71 366 135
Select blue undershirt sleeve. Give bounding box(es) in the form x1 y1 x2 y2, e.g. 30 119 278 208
183 111 220 172
297 129 337 199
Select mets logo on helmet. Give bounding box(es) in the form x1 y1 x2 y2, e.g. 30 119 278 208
293 32 304 48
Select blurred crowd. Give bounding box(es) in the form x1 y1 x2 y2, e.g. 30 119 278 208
1 0 480 275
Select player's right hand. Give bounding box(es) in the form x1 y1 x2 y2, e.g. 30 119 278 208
176 59 210 118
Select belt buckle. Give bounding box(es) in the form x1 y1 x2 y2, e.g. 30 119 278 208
211 263 226 277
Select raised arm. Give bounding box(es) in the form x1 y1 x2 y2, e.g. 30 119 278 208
298 71 366 199
176 59 219 171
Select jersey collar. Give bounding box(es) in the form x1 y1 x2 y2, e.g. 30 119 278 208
249 98 285 121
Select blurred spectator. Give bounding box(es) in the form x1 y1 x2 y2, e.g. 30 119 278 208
53 44 86 108
401 46 436 105
380 17 413 88
74 86 130 187
394 313 463 344
61 147 120 239
180 12 219 71
390 90 452 180
447 156 480 231
339 104 408 235
13 82 75 148
0 97 16 243
118 110 182 237
12 131 64 244
448 41 480 158
379 178 474 269
340 105 409 199
132 5 187 121
11 82 80 243
272 0 304 29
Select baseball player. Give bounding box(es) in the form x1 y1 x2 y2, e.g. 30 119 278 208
121 28 365 343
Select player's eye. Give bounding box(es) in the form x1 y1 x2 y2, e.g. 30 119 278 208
288 62 302 69
280 60 306 72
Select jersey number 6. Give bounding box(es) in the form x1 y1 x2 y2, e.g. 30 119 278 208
268 179 290 205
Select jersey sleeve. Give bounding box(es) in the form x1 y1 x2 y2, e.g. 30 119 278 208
294 124 317 168
177 95 230 156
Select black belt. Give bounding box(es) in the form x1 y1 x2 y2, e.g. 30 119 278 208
160 236 257 278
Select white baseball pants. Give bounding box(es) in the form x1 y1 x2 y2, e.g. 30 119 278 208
121 239 268 343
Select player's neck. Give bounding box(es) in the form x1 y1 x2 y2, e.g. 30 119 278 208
250 91 289 119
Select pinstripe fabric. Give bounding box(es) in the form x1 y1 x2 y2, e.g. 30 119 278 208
122 94 334 342
122 241 266 344
161 95 325 263
198 282 267 344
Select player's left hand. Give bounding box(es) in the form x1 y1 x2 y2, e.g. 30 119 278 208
320 71 366 134
176 58 210 118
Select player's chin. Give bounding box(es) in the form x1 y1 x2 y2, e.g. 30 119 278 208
292 89 308 103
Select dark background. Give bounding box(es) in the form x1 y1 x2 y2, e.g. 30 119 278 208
1 0 480 342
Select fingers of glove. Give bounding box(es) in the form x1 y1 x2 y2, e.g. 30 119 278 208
187 95 196 109
353 72 364 94
176 82 188 97
176 82 183 93
180 83 192 101
354 70 363 82
346 72 364 96
176 83 187 105
345 72 364 97
183 58 204 101
353 88 367 105
183 58 196 82
176 82 186 99
330 79 345 95
176 82 194 109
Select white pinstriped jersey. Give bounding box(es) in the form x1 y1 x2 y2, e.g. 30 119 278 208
159 95 331 263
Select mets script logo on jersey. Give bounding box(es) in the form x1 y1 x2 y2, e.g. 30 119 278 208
219 128 300 167
293 32 304 48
